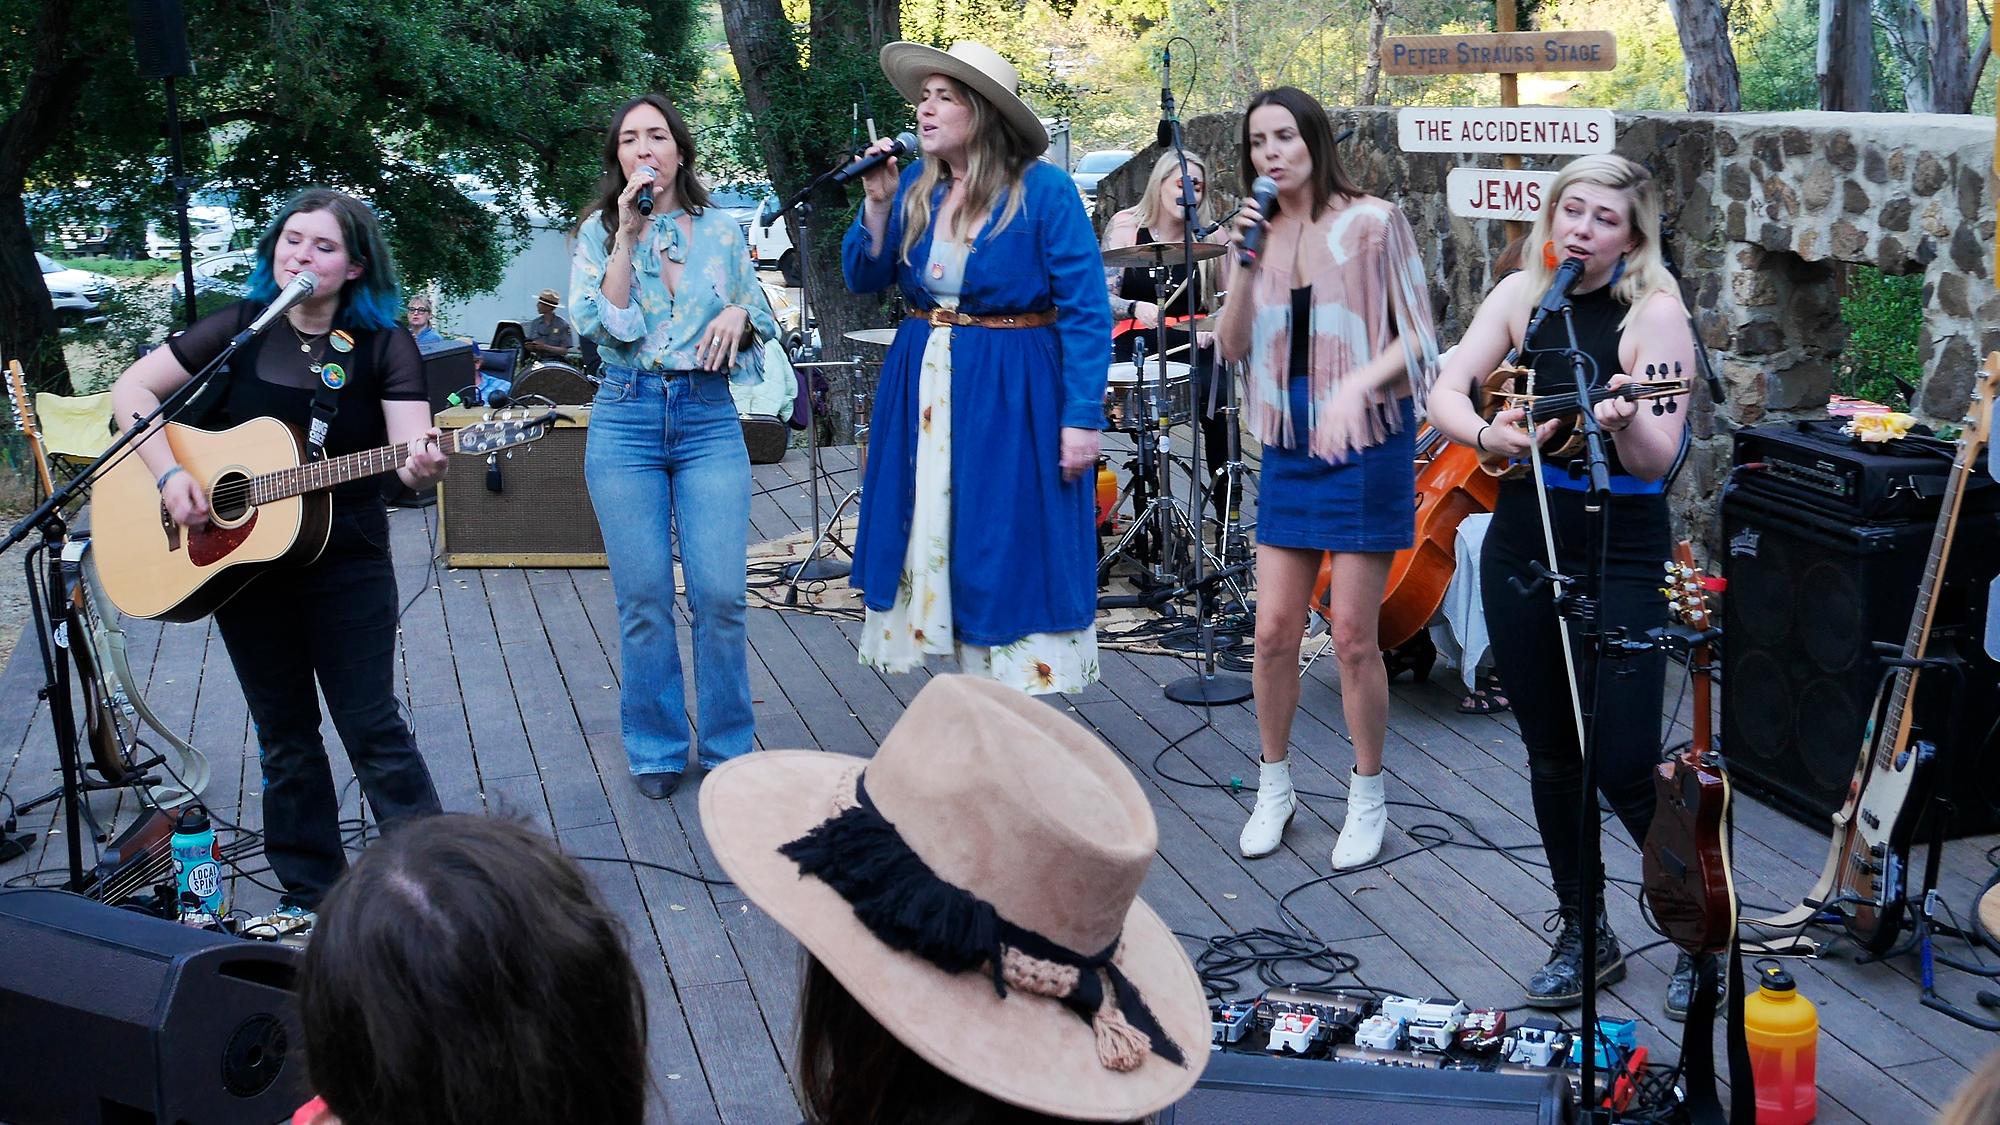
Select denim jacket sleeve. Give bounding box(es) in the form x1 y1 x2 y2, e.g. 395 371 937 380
1034 164 1114 430
569 219 648 344
843 166 917 295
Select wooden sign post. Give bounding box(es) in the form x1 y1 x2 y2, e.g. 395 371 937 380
1382 17 1618 237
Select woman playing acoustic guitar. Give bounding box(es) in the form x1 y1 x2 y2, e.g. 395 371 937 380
1426 155 1697 1013
109 189 447 942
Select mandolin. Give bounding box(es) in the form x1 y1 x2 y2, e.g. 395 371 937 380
1825 353 2000 953
92 409 557 622
1476 364 1691 479
1641 542 1737 955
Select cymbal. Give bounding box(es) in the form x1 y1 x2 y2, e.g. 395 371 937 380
1100 241 1227 270
843 328 900 346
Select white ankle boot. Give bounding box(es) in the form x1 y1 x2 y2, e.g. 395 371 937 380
1239 759 1296 858
1331 768 1387 869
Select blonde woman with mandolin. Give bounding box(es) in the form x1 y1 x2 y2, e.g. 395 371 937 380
1426 155 1697 1013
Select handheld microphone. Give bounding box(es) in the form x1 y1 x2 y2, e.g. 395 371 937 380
637 166 658 217
1236 177 1280 267
832 132 919 186
244 271 319 336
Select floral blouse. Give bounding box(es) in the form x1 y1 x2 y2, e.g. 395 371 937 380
570 206 780 379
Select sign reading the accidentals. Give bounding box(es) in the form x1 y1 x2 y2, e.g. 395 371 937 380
1398 107 1616 154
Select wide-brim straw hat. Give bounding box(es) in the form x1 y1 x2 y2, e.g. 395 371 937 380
699 675 1206 1121
879 40 1050 158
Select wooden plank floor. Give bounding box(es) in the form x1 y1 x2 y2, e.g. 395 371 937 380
2 443 1996 1125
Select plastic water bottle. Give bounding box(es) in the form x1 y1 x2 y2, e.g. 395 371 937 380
171 806 224 919
1743 961 1818 1124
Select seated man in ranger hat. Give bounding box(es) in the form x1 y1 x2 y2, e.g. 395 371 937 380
523 287 575 361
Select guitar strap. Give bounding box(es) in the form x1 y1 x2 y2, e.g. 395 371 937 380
307 377 341 462
1682 955 1724 1125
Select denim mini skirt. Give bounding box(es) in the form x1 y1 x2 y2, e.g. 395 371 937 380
1257 382 1416 553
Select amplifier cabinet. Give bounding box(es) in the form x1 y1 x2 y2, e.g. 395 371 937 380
438 406 605 567
1160 1050 1571 1125
1720 484 2000 837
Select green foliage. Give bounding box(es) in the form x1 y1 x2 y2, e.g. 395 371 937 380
1544 0 1686 109
51 257 177 279
1733 0 1818 110
16 0 704 302
1839 265 1923 409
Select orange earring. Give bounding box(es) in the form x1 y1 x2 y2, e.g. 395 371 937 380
1542 241 1560 270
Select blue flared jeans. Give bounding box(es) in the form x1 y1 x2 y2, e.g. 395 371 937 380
585 364 754 775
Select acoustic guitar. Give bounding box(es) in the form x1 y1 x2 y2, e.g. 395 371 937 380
1642 541 1737 955
92 409 557 622
1825 353 2000 953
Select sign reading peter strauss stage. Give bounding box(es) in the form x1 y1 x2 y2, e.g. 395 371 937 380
1398 107 1616 154
1382 30 1617 75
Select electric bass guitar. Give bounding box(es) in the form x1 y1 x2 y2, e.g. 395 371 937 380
92 409 557 622
1825 354 2000 953
1642 542 1737 955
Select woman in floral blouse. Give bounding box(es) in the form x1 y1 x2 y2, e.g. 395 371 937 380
571 93 780 801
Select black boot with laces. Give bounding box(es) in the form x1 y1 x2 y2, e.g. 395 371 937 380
1525 903 1626 1008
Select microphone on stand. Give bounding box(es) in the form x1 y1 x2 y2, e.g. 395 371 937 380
1235 177 1280 268
1519 256 1588 348
243 271 319 336
1157 45 1175 149
831 132 920 185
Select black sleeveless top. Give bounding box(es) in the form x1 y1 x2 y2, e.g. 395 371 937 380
1112 225 1206 363
1519 281 1633 478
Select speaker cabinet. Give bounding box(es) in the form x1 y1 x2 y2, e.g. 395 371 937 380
439 406 604 567
127 0 192 79
1719 486 2000 837
421 341 479 412
0 887 304 1125
1160 1050 1572 1125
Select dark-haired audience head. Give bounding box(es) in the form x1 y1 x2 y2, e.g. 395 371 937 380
796 955 1144 1125
296 814 648 1125
1238 86 1360 221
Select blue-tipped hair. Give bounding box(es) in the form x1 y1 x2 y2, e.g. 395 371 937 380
245 188 403 331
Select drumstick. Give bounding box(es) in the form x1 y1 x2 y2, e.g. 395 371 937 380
1163 341 1194 358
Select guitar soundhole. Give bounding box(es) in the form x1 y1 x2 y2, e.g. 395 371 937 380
209 470 252 525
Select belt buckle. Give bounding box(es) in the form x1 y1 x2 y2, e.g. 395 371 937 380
927 308 960 328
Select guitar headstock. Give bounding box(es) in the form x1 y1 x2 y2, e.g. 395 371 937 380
1966 352 2000 457
5 360 55 497
448 408 564 456
1663 540 1713 632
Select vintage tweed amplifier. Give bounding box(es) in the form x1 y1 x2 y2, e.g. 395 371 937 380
437 406 605 567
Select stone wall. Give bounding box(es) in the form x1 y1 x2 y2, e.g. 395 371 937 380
1096 110 1997 551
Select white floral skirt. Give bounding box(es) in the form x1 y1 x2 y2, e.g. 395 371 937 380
858 302 1099 695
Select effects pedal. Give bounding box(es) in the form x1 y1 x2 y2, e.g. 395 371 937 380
1258 986 1371 1042
1211 1001 1258 1047
1501 1017 1570 1067
1380 996 1469 1051
1457 1009 1507 1052
1353 1014 1404 1051
1266 1011 1322 1055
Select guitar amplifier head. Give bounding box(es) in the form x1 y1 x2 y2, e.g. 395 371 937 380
438 406 604 567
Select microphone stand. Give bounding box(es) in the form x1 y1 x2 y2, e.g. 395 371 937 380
1160 54 1251 707
771 165 857 591
0 335 247 890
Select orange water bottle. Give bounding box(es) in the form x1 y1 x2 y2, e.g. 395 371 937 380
1744 961 1818 1124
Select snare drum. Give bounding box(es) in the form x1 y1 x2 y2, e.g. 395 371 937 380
1103 360 1193 430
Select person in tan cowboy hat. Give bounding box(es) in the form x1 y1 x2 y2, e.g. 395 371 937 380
841 42 1113 697
699 675 1207 1122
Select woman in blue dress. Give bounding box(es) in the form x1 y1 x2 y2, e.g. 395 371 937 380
844 41 1112 694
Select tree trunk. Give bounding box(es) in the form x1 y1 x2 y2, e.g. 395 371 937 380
1888 0 1934 110
1818 0 1875 111
1930 0 1972 112
720 0 897 445
1359 0 1391 106
0 0 92 395
1665 0 1743 110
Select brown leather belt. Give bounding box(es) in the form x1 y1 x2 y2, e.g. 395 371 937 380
907 307 1056 329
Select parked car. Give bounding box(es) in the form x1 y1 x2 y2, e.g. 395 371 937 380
718 184 799 288
1071 150 1134 210
38 252 113 324
168 249 256 301
146 205 241 260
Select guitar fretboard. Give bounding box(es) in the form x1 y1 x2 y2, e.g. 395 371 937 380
247 432 465 507
1875 436 1976 771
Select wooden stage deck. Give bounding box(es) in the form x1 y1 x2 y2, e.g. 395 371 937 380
2 442 1996 1124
